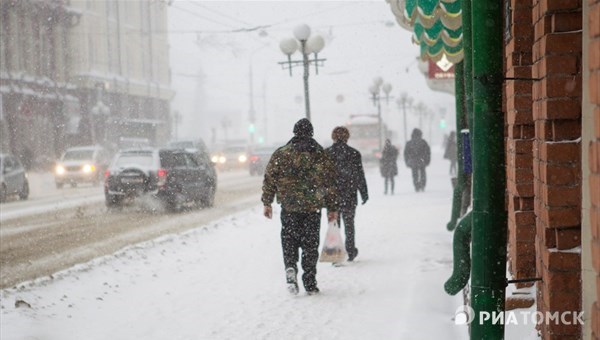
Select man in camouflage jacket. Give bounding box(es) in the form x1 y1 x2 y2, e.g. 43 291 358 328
262 118 339 295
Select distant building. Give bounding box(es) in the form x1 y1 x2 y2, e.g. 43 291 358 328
0 0 80 168
0 0 174 168
69 0 174 152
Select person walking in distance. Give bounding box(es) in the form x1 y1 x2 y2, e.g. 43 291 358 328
404 128 431 192
262 118 339 295
326 126 368 262
444 131 458 176
379 139 399 195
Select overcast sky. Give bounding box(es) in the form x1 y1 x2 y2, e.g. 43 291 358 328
168 1 456 147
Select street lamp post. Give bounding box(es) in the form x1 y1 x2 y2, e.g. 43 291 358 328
414 101 428 131
278 24 326 121
90 82 110 145
368 77 392 151
396 92 413 143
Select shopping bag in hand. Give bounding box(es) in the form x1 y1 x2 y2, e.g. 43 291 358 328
319 220 347 263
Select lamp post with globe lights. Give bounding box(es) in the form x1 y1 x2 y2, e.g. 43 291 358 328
368 77 393 150
396 92 413 143
278 24 326 121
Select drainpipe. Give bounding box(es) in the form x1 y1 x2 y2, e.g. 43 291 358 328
469 0 507 339
447 61 466 231
445 211 472 295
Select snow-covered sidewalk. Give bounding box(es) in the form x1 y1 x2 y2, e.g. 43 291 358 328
1 153 468 340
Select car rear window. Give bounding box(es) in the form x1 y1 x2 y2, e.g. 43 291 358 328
114 153 154 167
168 141 194 149
63 150 95 160
160 152 188 168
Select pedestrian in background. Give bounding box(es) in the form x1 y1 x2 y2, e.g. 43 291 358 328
262 118 339 295
404 128 431 192
326 126 368 262
379 139 399 195
444 131 457 176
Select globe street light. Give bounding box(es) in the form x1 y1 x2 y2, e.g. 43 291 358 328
278 24 326 121
368 77 392 150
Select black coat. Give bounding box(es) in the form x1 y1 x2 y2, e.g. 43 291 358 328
379 144 399 178
326 142 368 207
404 129 431 168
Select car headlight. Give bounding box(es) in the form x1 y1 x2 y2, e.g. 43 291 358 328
219 156 226 164
211 155 219 163
55 165 65 175
83 164 96 173
238 155 247 163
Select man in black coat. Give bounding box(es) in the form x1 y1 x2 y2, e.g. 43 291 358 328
326 126 368 261
404 128 431 192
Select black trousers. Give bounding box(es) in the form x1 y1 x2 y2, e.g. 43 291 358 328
384 176 395 194
280 210 321 290
337 205 357 258
411 166 427 191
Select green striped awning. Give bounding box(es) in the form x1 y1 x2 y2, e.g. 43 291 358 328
386 0 464 63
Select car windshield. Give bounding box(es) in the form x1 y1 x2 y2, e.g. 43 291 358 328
114 153 154 167
223 146 246 154
63 150 95 161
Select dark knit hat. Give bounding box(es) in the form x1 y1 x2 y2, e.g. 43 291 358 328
293 118 314 137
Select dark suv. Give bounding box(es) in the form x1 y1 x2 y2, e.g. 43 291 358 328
104 148 217 211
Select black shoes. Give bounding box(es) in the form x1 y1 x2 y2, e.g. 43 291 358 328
348 248 359 262
286 267 299 295
306 287 320 295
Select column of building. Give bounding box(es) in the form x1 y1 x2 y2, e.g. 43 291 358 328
532 0 583 338
505 0 537 295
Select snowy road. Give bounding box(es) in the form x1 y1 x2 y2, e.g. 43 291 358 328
0 151 482 340
0 170 263 289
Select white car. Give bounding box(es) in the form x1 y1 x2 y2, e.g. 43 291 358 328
54 146 111 188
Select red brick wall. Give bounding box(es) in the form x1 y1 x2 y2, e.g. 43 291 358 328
506 0 537 288
589 0 600 338
532 0 583 338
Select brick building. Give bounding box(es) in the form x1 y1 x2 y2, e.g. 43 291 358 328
506 0 598 338
388 0 599 338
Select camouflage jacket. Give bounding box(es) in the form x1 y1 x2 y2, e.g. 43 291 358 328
262 136 339 213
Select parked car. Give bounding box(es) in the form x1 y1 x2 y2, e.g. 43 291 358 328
0 154 29 202
248 146 276 176
104 148 217 211
54 146 111 188
211 145 248 170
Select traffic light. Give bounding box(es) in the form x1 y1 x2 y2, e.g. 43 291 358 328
439 119 446 129
248 123 256 133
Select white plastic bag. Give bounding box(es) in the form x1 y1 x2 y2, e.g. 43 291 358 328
319 220 347 263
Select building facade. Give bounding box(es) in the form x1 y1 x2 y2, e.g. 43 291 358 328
0 0 174 168
0 0 80 168
386 0 598 338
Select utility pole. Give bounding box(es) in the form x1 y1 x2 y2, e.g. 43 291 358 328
248 64 256 144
